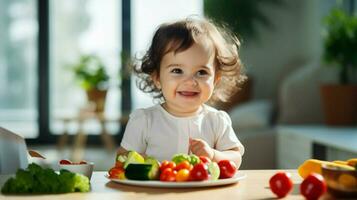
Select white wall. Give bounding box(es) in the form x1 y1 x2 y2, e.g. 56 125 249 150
241 0 322 101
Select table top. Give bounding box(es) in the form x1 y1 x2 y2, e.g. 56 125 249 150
0 170 336 200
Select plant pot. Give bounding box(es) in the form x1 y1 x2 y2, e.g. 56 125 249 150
320 85 357 126
86 89 108 113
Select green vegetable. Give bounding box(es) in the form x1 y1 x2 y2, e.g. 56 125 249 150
172 153 191 164
125 163 153 180
145 157 160 180
72 173 90 192
1 163 90 194
116 154 127 163
208 162 220 181
124 151 145 169
189 154 200 165
172 153 201 165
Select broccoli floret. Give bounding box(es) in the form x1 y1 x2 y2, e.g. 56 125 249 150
58 169 76 193
1 163 90 194
1 178 16 194
33 168 60 193
13 169 34 193
73 174 90 192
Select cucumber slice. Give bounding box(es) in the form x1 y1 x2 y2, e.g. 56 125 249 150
208 162 220 180
145 157 160 180
123 151 145 169
125 163 152 180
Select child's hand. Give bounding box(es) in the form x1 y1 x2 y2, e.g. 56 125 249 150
189 138 214 160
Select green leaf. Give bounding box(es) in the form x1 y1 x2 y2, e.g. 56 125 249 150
323 8 357 84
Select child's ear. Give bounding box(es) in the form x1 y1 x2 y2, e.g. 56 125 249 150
151 72 161 89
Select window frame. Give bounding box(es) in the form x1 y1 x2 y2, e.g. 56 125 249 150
26 0 131 145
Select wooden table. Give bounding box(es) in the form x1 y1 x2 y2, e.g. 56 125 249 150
0 170 337 200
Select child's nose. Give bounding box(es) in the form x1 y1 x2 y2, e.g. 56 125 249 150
183 75 198 86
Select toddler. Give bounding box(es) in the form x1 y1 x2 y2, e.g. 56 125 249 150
117 17 246 167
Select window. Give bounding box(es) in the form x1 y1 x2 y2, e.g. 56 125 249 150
49 0 121 135
0 0 38 138
0 0 203 140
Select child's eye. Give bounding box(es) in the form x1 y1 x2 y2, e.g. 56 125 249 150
197 70 209 76
171 68 182 74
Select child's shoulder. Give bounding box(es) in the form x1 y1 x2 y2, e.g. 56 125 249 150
129 105 161 119
203 104 231 120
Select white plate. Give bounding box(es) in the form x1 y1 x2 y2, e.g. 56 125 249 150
106 172 246 188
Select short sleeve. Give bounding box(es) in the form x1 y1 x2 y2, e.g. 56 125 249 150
214 111 245 156
120 109 147 154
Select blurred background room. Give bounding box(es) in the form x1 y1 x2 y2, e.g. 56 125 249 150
1 0 356 171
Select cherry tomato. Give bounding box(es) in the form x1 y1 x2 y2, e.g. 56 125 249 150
108 167 125 178
115 161 124 168
218 160 237 179
300 173 327 200
160 160 176 172
176 169 190 182
269 172 293 198
59 159 72 165
190 163 209 181
199 156 211 164
160 168 177 182
175 161 193 171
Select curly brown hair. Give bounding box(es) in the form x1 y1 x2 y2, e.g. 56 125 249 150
133 17 246 103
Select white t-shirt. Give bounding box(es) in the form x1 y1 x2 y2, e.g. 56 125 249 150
120 104 244 161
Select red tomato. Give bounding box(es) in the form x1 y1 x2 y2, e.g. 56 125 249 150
115 161 124 168
108 167 124 178
59 159 72 165
218 160 237 179
300 173 327 200
160 160 176 172
160 168 177 182
269 172 293 198
199 156 211 164
190 163 209 181
175 161 192 171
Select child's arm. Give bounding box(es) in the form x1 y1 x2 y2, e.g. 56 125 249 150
116 146 147 160
189 138 242 168
212 147 242 169
116 146 129 156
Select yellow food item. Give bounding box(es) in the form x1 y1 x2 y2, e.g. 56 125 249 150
298 159 325 179
347 158 357 168
298 159 355 179
338 174 357 188
333 160 348 165
117 171 127 180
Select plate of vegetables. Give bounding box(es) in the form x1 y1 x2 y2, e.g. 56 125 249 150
106 151 246 188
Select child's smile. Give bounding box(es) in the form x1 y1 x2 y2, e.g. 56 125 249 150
176 90 201 102
177 90 200 98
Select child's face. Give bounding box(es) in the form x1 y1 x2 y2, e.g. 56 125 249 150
153 42 219 116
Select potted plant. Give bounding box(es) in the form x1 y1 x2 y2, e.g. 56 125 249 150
321 8 357 125
72 54 109 113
